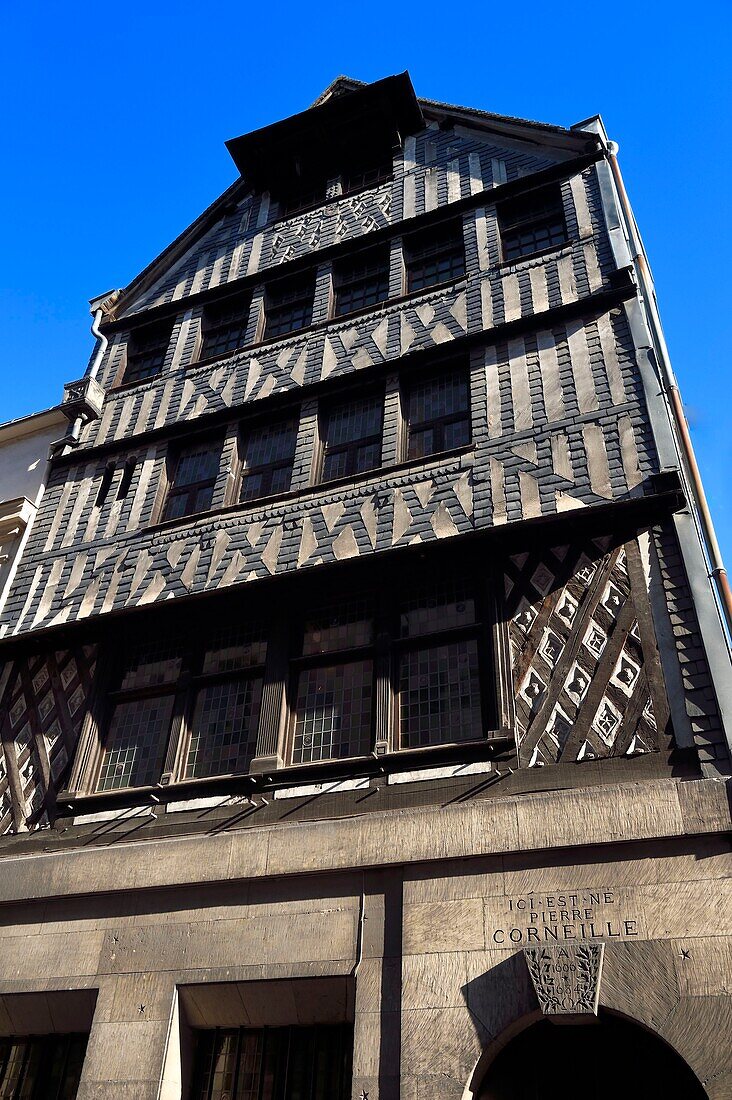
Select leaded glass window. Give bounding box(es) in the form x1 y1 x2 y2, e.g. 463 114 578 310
321 394 383 482
239 420 298 502
405 368 470 460
291 600 375 764
498 185 568 261
163 439 222 521
342 161 392 195
184 625 267 780
405 219 465 293
397 579 483 749
97 641 182 792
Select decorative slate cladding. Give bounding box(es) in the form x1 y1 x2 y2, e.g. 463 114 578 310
0 302 660 638
119 122 566 322
0 646 95 830
82 183 613 447
506 534 667 765
0 73 727 839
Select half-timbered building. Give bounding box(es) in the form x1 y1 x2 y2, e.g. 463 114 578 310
0 74 729 1099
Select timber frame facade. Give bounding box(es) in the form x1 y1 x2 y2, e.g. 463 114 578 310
0 74 729 1099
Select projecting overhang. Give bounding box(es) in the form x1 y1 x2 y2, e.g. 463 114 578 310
225 72 424 195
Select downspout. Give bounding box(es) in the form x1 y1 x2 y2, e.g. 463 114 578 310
67 303 109 446
605 142 732 643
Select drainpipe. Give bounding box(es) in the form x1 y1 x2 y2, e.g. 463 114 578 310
605 142 732 643
67 305 107 444
55 289 119 453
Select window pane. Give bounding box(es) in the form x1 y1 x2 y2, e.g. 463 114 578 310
185 676 263 778
322 450 349 481
408 372 468 426
343 163 392 194
499 186 567 261
244 421 297 469
164 441 221 520
406 221 465 293
302 599 374 655
324 396 382 447
202 295 250 358
119 643 183 691
335 246 390 316
125 322 171 383
97 695 174 790
292 660 373 762
442 417 470 450
321 395 383 481
265 276 314 338
399 639 481 748
354 441 381 473
406 369 470 461
174 444 221 487
203 625 267 674
406 427 434 461
240 420 297 502
400 581 476 638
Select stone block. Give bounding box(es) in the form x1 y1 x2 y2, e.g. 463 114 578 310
671 937 732 997
81 1019 169 1087
601 939 679 1030
402 952 467 1011
402 899 484 956
400 1006 482 1079
678 778 731 835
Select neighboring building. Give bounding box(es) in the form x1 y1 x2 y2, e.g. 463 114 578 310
0 73 729 1098
0 407 65 614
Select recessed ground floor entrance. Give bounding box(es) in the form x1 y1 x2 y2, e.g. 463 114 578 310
478 1011 708 1099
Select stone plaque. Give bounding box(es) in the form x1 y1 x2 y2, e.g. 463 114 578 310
524 943 604 1016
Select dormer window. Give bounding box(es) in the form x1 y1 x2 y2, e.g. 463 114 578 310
124 319 173 384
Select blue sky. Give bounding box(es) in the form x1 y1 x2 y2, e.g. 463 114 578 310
1 1 730 564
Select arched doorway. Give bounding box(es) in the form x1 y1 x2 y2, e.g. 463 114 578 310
478 1010 707 1100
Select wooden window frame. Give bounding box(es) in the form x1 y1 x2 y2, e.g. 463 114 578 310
332 244 391 318
68 552 508 802
200 292 252 362
403 363 472 462
161 436 223 523
404 218 466 294
264 273 316 340
318 390 384 483
91 626 269 793
237 416 299 504
123 319 173 385
497 183 568 262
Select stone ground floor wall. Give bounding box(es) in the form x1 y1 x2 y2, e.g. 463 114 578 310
0 778 728 1098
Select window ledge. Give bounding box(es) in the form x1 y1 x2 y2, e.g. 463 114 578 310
55 733 513 820
497 239 578 273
